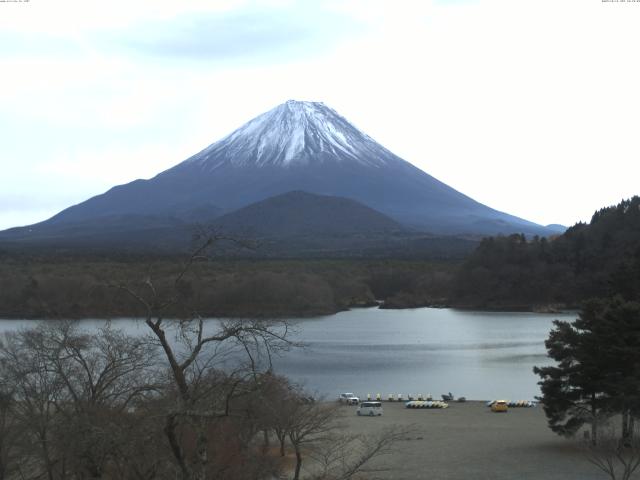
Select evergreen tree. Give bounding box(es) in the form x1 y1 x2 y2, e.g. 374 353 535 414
586 297 640 443
534 311 610 445
535 297 640 445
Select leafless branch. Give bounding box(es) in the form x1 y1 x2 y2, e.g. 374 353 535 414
583 422 640 480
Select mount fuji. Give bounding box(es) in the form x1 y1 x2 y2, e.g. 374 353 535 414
1 100 559 252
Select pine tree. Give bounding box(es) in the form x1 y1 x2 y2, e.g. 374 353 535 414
534 308 610 444
586 297 640 444
535 297 640 445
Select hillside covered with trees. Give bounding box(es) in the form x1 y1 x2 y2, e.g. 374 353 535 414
452 197 640 310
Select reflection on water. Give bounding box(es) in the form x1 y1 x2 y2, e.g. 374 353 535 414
313 340 543 352
271 307 576 401
0 307 576 401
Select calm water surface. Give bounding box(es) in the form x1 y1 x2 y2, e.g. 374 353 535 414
273 307 576 401
0 307 576 401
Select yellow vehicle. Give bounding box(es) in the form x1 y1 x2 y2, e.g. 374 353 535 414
491 400 508 413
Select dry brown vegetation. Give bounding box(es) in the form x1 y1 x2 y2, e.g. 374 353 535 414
0 255 456 319
0 319 411 480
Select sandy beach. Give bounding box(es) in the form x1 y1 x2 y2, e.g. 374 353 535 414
334 401 607 480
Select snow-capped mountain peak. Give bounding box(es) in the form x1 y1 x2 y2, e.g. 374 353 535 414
188 100 400 169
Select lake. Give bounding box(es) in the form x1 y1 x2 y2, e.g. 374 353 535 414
273 307 576 401
0 307 576 401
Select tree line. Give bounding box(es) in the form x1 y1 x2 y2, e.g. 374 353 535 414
0 257 456 320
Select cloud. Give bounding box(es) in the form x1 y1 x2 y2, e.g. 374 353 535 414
0 0 244 36
106 7 363 64
0 193 64 212
0 2 365 65
0 31 86 59
31 143 192 186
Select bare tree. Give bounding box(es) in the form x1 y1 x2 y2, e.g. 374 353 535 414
286 401 339 480
309 426 414 480
270 391 412 480
0 328 66 480
0 387 20 480
108 403 173 480
0 321 161 480
253 372 300 457
116 237 295 480
42 321 159 479
584 422 640 480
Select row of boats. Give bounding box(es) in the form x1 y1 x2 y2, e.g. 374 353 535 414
360 393 537 408
404 400 537 409
365 393 454 402
486 400 537 408
405 401 449 409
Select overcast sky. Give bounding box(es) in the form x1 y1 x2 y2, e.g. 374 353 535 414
1 0 639 230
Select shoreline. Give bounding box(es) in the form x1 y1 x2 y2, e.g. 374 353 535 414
0 303 580 321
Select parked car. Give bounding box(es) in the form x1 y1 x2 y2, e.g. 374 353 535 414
338 393 360 405
357 401 383 416
491 400 508 413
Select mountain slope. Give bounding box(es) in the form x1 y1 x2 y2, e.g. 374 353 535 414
213 190 404 237
0 214 195 252
2 100 556 243
0 191 480 258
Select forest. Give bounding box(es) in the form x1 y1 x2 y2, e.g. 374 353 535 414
0 255 455 319
452 197 640 310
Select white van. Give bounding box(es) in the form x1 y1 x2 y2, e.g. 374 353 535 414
356 401 383 416
339 393 360 405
